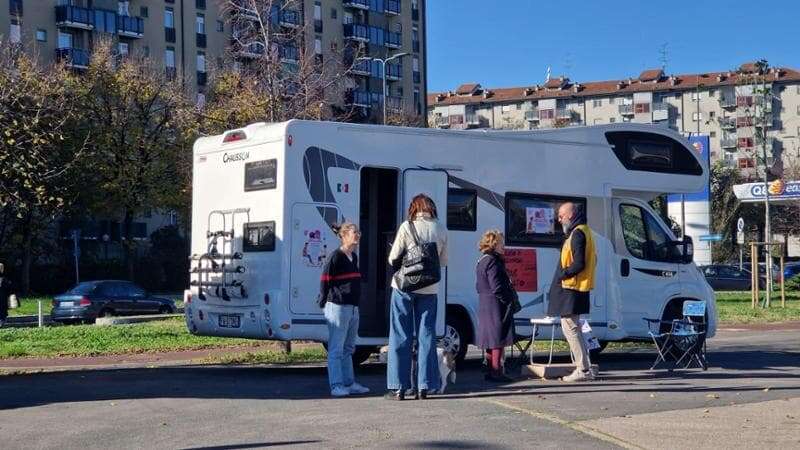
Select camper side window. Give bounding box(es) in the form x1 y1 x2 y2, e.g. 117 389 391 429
504 193 586 247
447 188 477 231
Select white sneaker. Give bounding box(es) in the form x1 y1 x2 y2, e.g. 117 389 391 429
347 382 370 395
561 369 594 382
331 386 350 397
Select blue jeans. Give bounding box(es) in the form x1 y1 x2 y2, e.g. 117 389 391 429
387 289 441 391
325 303 359 389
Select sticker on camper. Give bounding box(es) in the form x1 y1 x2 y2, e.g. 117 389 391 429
301 229 328 267
504 248 537 292
526 207 554 234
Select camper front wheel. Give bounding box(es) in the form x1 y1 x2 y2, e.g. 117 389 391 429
442 312 471 366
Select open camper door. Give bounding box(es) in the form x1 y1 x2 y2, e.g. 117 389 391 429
403 169 448 337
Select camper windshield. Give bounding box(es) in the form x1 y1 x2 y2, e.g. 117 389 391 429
619 204 681 263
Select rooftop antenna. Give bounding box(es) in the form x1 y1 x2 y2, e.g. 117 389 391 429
545 65 551 82
659 43 669 72
563 52 573 76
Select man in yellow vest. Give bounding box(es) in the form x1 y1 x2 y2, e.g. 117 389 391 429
547 202 597 382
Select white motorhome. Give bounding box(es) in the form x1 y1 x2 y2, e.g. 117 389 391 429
185 120 716 363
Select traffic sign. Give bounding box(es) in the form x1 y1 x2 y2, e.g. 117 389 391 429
737 231 745 245
698 234 723 242
737 218 745 233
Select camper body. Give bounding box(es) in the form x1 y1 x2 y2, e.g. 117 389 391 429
185 120 716 361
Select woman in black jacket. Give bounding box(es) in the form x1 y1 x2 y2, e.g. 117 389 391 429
318 222 370 397
475 230 516 382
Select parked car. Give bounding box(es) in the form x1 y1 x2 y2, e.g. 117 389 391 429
51 280 176 324
730 261 783 284
700 264 764 291
784 262 800 280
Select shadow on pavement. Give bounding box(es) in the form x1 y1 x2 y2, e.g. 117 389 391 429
1 347 797 411
180 441 321 450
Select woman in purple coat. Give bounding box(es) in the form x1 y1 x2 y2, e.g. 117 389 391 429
475 230 516 382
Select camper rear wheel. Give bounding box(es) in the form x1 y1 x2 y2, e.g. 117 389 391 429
442 310 471 367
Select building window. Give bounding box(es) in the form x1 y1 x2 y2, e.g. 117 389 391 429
708 89 715 97
57 31 73 48
118 42 129 57
36 29 47 42
447 188 478 231
165 8 174 28
330 7 337 19
692 112 702 121
165 48 176 68
10 21 21 44
609 117 616 123
502 105 511 113
594 118 603 125
710 131 716 138
197 52 206 72
414 87 420 115
196 0 206 10
516 103 522 110
505 193 586 247
216 20 224 32
140 6 148 17
634 103 650 114
593 99 602 107
691 92 700 101
314 38 322 55
609 97 615 104
196 14 205 34
709 111 715 118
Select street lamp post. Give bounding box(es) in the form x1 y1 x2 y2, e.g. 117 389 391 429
364 52 409 125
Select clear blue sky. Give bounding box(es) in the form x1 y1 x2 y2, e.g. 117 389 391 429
426 0 800 93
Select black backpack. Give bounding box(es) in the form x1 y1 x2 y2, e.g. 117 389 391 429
394 220 441 292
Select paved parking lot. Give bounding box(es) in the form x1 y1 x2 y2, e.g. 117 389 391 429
1 327 799 449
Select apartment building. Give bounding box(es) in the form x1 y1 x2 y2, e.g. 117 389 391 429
428 64 800 180
1 0 427 121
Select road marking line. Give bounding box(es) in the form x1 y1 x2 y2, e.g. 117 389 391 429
480 398 643 450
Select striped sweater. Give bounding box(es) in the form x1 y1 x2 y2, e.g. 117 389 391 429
319 249 362 306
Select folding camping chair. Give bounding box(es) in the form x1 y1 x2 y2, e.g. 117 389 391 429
504 320 537 373
643 300 708 371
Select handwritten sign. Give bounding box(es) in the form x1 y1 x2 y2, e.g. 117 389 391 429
505 248 537 292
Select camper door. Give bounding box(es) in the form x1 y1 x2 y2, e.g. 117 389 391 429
402 169 448 337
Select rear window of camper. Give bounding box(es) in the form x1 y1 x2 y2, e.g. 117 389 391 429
504 193 586 247
244 159 278 191
243 221 276 252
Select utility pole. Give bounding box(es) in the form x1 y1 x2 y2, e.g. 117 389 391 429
755 60 773 307
366 52 409 125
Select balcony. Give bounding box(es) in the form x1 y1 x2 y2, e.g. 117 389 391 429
525 109 539 122
280 10 301 28
237 42 265 58
343 0 370 10
385 31 402 49
386 96 403 112
618 104 634 116
556 108 575 119
280 45 299 64
346 90 371 107
718 96 736 109
350 58 372 76
56 5 94 30
196 33 207 48
434 115 449 128
465 113 483 128
55 48 90 69
384 0 401 15
736 96 754 108
652 102 670 121
720 136 737 149
117 15 144 38
736 116 753 128
343 23 369 42
719 117 736 130
385 63 402 81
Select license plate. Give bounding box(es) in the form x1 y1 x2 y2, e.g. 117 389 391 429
60 301 74 308
218 314 240 328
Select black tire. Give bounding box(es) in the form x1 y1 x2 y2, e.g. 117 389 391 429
159 306 172 315
589 340 609 359
441 312 471 367
97 308 114 318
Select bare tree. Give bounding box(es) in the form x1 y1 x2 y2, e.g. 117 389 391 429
212 0 357 130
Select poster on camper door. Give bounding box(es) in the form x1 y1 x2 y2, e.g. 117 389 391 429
526 207 554 234
504 248 537 292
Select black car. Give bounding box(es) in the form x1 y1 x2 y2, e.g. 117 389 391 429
51 280 176 324
700 264 764 291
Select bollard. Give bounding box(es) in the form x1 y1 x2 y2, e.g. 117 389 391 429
38 299 43 327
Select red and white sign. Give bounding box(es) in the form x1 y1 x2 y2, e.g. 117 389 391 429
505 248 537 292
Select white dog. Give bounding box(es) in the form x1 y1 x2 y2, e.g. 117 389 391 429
378 346 457 394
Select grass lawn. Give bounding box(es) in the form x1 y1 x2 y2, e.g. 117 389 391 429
716 290 800 324
0 317 266 359
9 297 52 317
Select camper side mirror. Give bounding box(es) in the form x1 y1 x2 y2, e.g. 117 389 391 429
673 236 694 264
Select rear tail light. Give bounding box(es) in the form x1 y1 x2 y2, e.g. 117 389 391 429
79 297 91 306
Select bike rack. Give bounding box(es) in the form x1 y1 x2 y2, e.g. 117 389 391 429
189 208 250 301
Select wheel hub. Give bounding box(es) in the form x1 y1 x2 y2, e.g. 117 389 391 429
439 324 461 354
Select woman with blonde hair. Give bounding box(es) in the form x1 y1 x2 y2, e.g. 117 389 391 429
318 222 370 397
475 230 516 382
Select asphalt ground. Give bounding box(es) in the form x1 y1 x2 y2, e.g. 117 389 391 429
1 327 798 449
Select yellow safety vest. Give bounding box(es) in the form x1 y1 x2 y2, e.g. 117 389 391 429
560 224 597 292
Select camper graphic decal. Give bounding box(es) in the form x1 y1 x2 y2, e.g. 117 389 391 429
301 229 328 267
447 174 505 212
303 147 361 226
